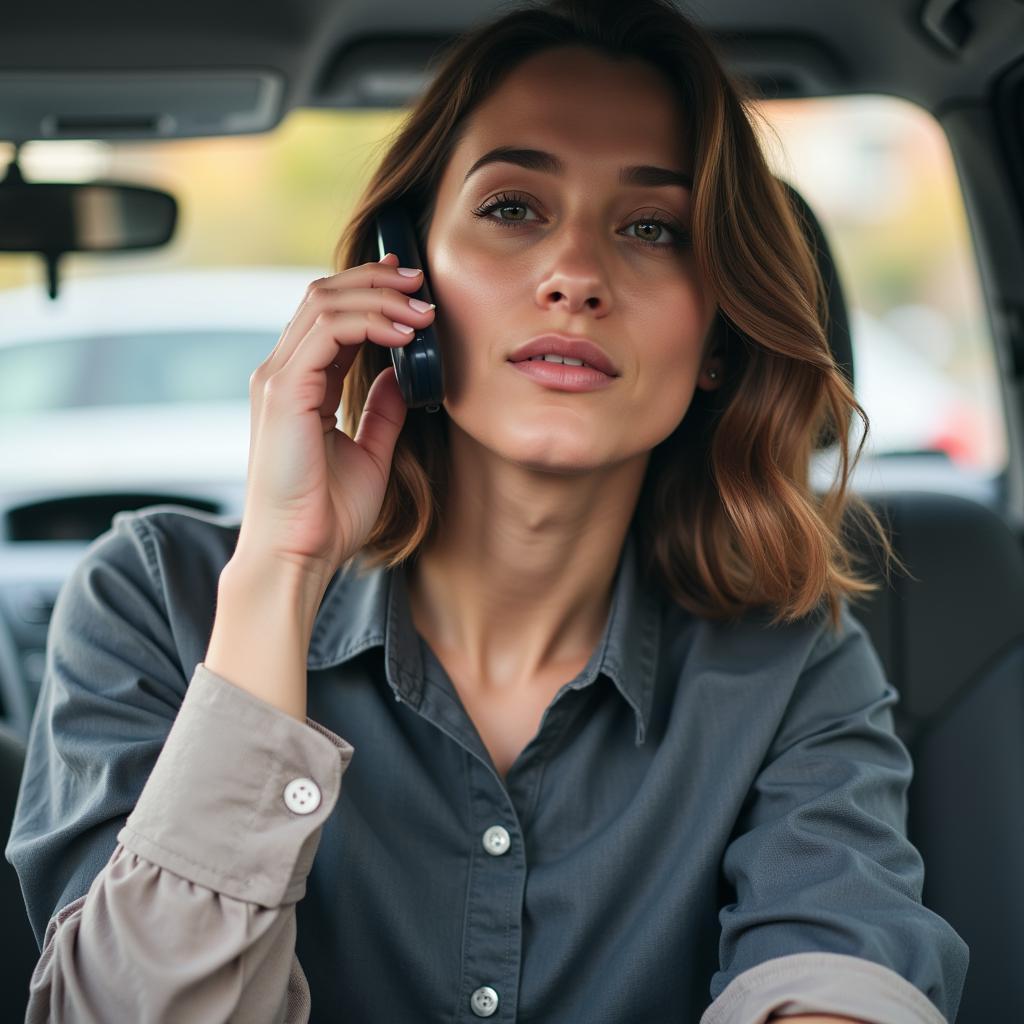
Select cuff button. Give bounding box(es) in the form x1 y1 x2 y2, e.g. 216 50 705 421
283 777 322 815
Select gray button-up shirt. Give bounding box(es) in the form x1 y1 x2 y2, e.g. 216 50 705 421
5 506 969 1022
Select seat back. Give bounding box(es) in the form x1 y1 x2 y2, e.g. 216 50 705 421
0 722 39 1019
786 178 1024 1020
847 491 1024 1021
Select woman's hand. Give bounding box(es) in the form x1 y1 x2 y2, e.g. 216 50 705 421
236 250 436 581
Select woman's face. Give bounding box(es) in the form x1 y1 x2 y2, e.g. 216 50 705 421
424 44 720 475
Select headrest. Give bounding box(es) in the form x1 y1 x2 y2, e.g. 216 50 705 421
777 179 855 447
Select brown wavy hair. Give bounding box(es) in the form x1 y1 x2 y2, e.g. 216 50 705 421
333 0 905 634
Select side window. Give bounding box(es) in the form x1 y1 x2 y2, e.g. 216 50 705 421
758 96 1006 478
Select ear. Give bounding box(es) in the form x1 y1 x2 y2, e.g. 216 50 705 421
697 312 725 391
697 336 723 392
697 361 723 391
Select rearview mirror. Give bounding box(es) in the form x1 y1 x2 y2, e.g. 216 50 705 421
0 154 177 300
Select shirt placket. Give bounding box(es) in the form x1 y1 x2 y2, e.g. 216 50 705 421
457 753 526 1021
412 652 591 1022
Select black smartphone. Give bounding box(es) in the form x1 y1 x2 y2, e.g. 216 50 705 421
373 204 445 412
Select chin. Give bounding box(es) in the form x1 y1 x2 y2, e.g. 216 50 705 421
450 407 607 467
505 438 607 475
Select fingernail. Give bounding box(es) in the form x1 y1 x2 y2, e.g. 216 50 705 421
408 297 435 312
397 267 422 277
392 321 415 334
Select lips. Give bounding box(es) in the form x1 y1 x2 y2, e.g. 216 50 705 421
509 358 616 393
507 334 619 377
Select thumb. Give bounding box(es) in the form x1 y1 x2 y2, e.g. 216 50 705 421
353 365 408 479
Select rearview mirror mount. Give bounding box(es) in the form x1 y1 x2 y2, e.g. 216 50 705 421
0 149 177 300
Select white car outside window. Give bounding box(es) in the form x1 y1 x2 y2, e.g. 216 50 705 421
0 267 324 489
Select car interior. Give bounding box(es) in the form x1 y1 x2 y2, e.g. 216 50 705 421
1 0 1023 1020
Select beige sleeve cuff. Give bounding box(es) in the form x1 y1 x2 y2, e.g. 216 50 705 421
118 662 354 908
700 952 947 1024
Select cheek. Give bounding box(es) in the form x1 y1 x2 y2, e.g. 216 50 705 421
425 246 518 407
631 278 710 371
625 282 712 440
427 240 512 350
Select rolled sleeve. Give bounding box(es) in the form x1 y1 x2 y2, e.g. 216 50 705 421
119 662 354 908
26 667 355 1023
702 951 946 1024
27 848 314 1024
700 606 969 1024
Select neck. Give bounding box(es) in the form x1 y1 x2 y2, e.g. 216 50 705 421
405 426 649 694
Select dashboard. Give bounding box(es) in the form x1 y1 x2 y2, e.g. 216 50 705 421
0 482 245 738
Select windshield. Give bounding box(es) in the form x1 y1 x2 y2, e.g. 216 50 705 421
0 99 1006 489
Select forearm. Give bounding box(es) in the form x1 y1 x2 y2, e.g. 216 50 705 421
205 553 329 721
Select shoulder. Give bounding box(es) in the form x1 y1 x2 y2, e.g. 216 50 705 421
83 502 241 590
59 504 243 677
663 592 858 680
660 593 886 731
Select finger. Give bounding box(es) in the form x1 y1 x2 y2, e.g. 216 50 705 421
258 251 405 372
280 308 417 385
266 256 423 374
319 349 353 422
352 365 409 480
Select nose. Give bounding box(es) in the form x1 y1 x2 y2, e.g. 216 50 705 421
533 229 611 316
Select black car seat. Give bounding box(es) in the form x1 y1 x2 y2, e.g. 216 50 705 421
786 179 1024 1022
0 720 39 1018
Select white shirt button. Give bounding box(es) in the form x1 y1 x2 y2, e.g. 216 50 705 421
470 986 499 1017
482 825 511 856
283 778 322 815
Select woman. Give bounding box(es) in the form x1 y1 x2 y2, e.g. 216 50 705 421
7 0 969 1021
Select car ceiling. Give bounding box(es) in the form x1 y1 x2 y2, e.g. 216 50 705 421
1 0 1023 142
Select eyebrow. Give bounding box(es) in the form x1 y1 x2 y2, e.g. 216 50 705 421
463 146 693 190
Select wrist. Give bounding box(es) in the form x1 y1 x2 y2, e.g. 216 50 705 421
220 550 332 620
204 555 331 722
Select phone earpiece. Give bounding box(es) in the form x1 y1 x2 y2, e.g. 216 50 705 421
373 204 445 411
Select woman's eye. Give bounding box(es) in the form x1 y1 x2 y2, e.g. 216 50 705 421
472 192 538 226
471 192 690 250
623 219 690 249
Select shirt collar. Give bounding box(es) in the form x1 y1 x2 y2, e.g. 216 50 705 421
307 527 662 746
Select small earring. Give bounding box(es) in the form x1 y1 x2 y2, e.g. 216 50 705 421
708 369 718 380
